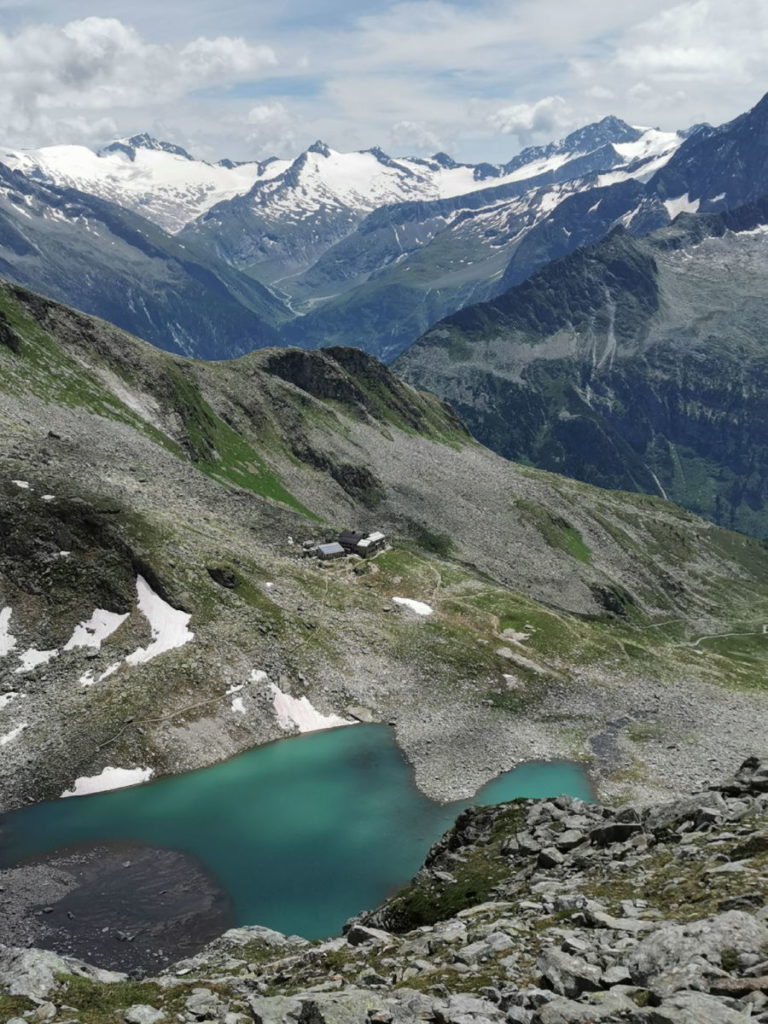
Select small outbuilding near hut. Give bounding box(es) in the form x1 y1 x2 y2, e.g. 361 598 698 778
317 542 345 561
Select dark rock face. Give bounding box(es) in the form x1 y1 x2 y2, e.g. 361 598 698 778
0 310 21 352
651 91 768 210
398 208 768 537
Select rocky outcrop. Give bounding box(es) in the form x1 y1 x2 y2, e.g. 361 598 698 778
2 758 768 1023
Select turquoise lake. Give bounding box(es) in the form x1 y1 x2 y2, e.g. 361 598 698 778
0 725 593 939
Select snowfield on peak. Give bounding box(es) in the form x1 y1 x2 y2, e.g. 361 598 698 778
242 127 683 220
0 142 288 233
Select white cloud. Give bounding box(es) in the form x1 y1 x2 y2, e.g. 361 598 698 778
245 101 297 156
0 17 276 145
389 120 444 153
1 2 768 163
487 96 574 144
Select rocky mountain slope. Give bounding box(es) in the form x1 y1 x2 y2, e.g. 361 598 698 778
2 756 767 1024
397 199 768 537
0 163 289 358
1 282 768 816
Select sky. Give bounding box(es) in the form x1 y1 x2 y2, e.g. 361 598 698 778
0 0 766 163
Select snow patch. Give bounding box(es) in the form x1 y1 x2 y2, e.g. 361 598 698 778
231 696 246 714
41 495 56 501
11 480 29 489
392 597 434 617
125 576 194 665
0 607 17 657
79 661 122 687
270 682 354 733
62 766 154 798
16 648 58 673
64 609 129 651
0 692 19 710
664 194 700 220
0 723 28 746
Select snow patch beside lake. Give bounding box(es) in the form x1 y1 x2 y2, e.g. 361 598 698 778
0 607 17 657
270 682 354 733
0 723 28 746
62 766 154 798
16 648 58 673
64 609 130 651
392 597 434 616
125 576 194 665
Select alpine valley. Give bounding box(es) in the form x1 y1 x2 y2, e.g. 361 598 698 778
2 79 768 1024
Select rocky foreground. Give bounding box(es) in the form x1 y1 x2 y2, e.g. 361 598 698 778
2 757 768 1024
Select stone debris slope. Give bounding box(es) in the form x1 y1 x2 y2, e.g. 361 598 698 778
2 757 768 1023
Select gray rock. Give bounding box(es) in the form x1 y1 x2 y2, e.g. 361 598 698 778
250 992 395 1024
636 990 753 1023
505 1009 533 1024
185 988 227 1020
433 992 506 1022
31 1002 57 1022
601 965 632 985
555 830 585 851
124 1005 166 1024
532 996 617 1023
537 949 602 997
0 946 125 1002
627 911 768 995
538 848 564 868
346 924 393 947
455 931 513 965
644 791 727 833
587 909 657 933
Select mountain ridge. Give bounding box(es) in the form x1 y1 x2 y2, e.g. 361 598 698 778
397 195 768 535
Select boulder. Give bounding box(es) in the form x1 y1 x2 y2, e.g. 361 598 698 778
643 791 726 833
636 990 754 1022
0 946 125 1003
626 911 768 995
345 924 393 947
537 949 602 997
124 1006 165 1024
455 931 514 965
185 987 228 1019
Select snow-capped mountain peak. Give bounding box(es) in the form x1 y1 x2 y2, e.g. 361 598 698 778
0 137 289 233
99 133 196 162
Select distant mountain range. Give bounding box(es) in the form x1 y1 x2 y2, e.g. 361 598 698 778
0 117 686 360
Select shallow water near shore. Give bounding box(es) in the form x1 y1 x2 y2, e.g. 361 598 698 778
0 724 592 940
